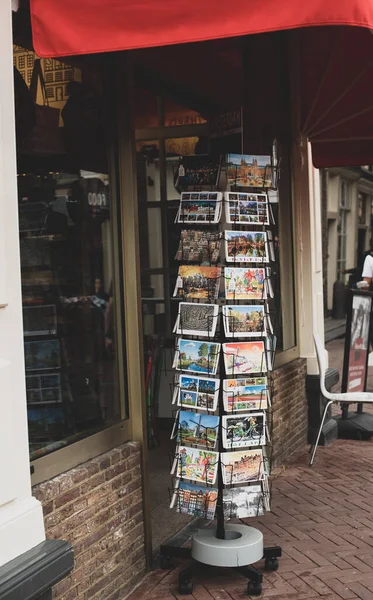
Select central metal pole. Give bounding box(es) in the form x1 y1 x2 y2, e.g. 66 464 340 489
216 313 225 540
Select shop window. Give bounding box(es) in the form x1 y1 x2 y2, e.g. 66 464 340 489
15 54 127 462
56 86 64 101
337 180 350 278
44 58 53 72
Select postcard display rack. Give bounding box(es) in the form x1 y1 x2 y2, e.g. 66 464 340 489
160 156 282 596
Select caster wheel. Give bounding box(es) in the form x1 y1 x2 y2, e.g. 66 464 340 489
265 557 279 571
160 555 174 570
179 579 193 595
247 581 262 596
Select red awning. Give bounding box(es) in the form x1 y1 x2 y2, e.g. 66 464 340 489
29 0 373 167
30 0 373 58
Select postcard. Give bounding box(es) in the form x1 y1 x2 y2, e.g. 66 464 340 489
173 266 222 300
221 449 264 484
224 267 271 300
173 375 220 411
224 192 269 225
24 339 61 372
223 305 267 338
223 485 264 519
176 192 222 224
176 156 221 190
23 304 57 337
223 342 266 375
223 377 268 412
171 481 218 520
174 302 219 338
266 335 276 372
222 412 266 449
173 339 220 375
225 231 268 263
226 154 272 190
173 446 219 485
262 475 271 511
173 410 219 448
264 267 274 298
26 373 61 404
27 405 66 438
175 230 221 263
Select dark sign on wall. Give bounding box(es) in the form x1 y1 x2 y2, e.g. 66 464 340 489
342 290 373 393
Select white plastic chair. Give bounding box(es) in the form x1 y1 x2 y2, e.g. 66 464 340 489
310 332 373 466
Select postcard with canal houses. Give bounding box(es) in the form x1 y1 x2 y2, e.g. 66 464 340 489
225 231 269 263
222 305 271 338
171 481 218 520
221 449 264 485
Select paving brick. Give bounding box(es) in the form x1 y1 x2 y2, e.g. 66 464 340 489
127 438 373 600
346 582 373 600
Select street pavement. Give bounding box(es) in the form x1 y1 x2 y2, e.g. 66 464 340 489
128 337 373 600
128 439 373 599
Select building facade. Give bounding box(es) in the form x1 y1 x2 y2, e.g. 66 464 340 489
323 167 373 312
4 1 373 599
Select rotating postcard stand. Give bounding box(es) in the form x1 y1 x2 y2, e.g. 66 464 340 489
161 156 281 596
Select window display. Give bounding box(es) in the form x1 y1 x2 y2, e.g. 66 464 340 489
13 48 125 461
19 171 122 459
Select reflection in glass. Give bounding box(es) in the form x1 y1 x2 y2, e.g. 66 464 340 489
19 170 122 459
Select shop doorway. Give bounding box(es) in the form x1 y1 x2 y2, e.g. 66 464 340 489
135 93 242 549
136 119 206 549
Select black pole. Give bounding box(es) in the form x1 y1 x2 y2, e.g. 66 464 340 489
216 312 225 540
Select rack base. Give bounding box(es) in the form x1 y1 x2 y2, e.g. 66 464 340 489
192 524 263 566
160 526 282 596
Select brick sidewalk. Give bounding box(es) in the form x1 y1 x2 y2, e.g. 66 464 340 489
128 440 373 600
